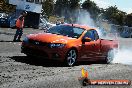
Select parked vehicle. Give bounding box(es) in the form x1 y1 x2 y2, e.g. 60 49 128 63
39 18 55 30
120 27 132 38
0 13 10 27
21 24 118 66
9 17 55 29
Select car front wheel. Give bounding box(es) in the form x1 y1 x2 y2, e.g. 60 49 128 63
65 49 77 66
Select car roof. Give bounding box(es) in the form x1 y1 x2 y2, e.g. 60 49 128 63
63 24 96 31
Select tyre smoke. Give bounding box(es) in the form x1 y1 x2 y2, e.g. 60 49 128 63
76 10 95 27
112 48 132 65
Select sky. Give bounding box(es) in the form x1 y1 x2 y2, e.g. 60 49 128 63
82 0 132 14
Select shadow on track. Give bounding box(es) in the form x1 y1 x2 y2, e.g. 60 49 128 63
0 40 22 42
0 32 15 35
11 56 67 67
11 56 104 67
0 40 13 42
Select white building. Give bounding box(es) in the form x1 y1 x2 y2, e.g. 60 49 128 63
9 0 44 13
7 0 45 28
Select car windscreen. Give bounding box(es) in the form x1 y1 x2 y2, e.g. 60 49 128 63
46 25 85 38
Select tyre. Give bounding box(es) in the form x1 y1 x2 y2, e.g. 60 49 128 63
65 49 77 66
105 49 115 64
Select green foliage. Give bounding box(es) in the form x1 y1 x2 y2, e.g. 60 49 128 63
42 0 54 17
82 1 131 26
41 0 131 26
54 0 69 16
102 6 127 25
0 0 16 13
53 0 80 23
54 0 80 16
82 0 100 20
126 13 132 27
0 0 131 26
69 0 80 9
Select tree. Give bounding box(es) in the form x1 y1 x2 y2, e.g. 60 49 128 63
0 0 16 13
103 6 118 20
54 0 69 17
42 0 54 17
82 0 100 20
69 0 80 9
54 0 80 22
103 6 126 25
126 13 132 27
54 0 80 16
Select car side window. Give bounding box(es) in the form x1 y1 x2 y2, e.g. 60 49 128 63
93 30 99 40
84 30 95 41
83 30 99 41
73 28 84 38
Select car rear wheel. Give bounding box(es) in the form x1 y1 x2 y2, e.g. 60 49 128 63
105 49 115 64
65 49 77 66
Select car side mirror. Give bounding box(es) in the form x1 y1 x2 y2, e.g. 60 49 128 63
82 37 91 42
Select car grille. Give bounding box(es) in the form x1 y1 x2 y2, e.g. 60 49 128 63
22 47 49 58
28 39 49 47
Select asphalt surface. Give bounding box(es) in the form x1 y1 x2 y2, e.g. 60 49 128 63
0 28 132 88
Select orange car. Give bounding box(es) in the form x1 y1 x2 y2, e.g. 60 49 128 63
21 24 118 66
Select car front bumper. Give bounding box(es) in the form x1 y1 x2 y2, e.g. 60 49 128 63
21 43 67 62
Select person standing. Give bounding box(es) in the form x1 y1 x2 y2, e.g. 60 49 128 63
13 11 27 42
56 19 61 25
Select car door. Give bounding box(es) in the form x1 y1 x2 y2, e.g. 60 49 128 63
80 29 101 61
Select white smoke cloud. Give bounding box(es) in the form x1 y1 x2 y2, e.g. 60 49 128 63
113 48 132 65
76 10 95 27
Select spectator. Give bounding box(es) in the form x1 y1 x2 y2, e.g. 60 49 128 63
13 11 27 42
56 19 61 25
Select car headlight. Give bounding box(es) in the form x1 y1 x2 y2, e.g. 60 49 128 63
23 37 29 43
49 43 65 48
